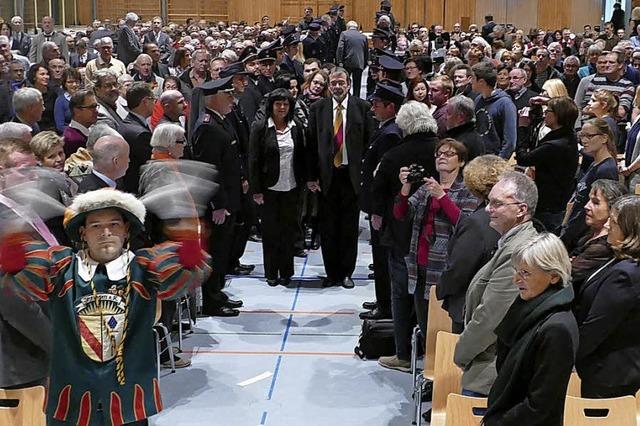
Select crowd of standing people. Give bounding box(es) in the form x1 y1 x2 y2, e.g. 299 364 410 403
1 0 640 424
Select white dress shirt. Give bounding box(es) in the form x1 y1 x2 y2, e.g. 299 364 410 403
268 118 297 192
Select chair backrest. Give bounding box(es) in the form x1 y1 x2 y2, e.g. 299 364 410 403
566 372 581 397
444 393 487 426
564 395 636 426
431 332 463 419
635 388 640 425
635 184 640 195
0 386 46 426
424 285 452 380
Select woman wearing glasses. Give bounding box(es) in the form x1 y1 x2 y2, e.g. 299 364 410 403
392 139 478 346
515 96 579 232
300 69 328 107
561 118 619 251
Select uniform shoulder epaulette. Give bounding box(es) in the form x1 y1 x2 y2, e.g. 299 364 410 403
202 113 211 124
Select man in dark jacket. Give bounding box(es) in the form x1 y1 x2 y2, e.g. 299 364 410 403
279 33 304 84
359 81 403 320
336 21 368 98
9 16 32 57
372 101 438 371
508 68 538 112
444 95 485 161
117 12 142 66
472 63 518 159
119 83 153 194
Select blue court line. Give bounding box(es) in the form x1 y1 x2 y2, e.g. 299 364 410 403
260 411 268 425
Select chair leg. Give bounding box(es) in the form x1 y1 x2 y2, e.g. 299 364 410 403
411 325 420 388
412 374 423 425
415 378 425 426
156 323 176 373
177 300 183 352
153 328 161 380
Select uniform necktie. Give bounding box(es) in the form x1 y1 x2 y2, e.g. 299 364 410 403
333 104 344 168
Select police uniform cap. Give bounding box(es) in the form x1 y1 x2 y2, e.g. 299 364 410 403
371 28 390 39
256 48 278 62
309 22 322 31
239 46 258 63
220 62 251 78
282 25 297 37
200 75 235 95
378 55 404 71
328 8 338 15
368 80 404 104
282 33 300 47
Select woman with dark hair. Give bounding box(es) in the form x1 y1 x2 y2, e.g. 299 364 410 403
248 88 306 287
254 73 309 127
0 22 12 40
516 96 579 231
496 64 512 90
28 63 59 132
574 195 640 398
406 77 432 110
561 118 620 251
300 69 328 106
169 47 192 76
519 61 541 93
570 179 628 293
54 68 82 133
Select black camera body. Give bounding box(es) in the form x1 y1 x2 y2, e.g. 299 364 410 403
406 163 427 184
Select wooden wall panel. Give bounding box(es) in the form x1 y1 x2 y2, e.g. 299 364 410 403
538 0 571 30
427 0 445 30
351 0 381 30
571 0 602 30
506 0 538 32
228 0 278 26
444 0 475 30
475 0 506 27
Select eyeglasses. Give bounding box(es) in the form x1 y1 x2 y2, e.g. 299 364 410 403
487 199 522 209
434 150 458 158
514 269 532 280
578 132 602 140
404 65 418 70
77 103 99 110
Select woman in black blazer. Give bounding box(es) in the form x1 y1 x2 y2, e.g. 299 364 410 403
574 195 640 398
249 88 306 287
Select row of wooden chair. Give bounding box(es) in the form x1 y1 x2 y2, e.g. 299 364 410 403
414 285 640 425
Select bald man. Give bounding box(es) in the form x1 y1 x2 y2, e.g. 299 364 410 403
77 135 130 193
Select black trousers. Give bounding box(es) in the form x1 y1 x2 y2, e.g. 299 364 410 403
346 67 364 98
228 192 254 270
202 212 236 309
319 168 360 282
370 220 391 313
261 188 299 280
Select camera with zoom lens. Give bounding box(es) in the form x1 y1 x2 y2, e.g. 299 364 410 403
406 163 427 184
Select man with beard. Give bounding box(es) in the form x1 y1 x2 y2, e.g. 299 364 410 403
239 46 262 123
306 68 375 288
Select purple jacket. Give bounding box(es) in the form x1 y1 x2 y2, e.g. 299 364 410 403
62 126 87 158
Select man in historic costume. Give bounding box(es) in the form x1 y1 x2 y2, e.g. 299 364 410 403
0 188 211 425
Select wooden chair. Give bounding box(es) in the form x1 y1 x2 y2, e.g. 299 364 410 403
564 395 636 426
0 386 46 426
566 372 581 397
444 393 487 426
635 388 640 426
635 184 640 195
412 286 453 424
426 331 463 426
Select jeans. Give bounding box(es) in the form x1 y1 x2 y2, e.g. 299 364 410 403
462 389 488 416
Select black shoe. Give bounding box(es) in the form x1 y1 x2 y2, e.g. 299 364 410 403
321 278 335 288
362 301 377 310
422 409 432 423
239 263 255 271
368 263 374 271
368 272 375 279
248 234 262 242
224 298 243 308
231 266 252 275
280 277 292 287
267 279 279 287
202 307 240 317
342 277 355 289
294 249 308 258
359 307 391 320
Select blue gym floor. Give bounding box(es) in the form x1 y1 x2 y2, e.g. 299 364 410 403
150 218 421 426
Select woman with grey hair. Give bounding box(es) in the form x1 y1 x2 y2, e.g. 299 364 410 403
149 123 186 160
483 232 578 425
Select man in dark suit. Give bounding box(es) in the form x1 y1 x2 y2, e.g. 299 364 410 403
77 134 130 193
143 16 172 63
279 34 304 84
302 22 326 62
239 47 263 124
12 87 44 136
508 67 538 112
445 95 485 162
117 12 142 66
360 81 403 319
9 16 32 57
69 39 97 68
119 83 154 194
337 20 368 98
144 43 170 79
307 67 375 288
191 76 244 317
28 16 68 63
256 46 278 96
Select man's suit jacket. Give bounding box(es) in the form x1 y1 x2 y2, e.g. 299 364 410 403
117 25 142 66
28 31 69 63
306 96 375 195
69 51 98 68
143 30 172 61
11 32 32 57
120 113 152 194
153 62 171 79
77 171 111 194
336 29 368 70
240 79 263 124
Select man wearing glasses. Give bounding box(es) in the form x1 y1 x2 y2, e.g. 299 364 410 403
533 48 560 89
63 89 99 157
454 171 539 400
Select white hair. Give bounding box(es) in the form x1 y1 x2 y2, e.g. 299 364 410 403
134 53 152 65
150 123 185 149
125 12 139 22
117 73 134 84
12 87 43 113
87 123 120 151
97 37 113 48
219 49 238 63
347 21 358 30
0 35 8 44
378 15 391 25
0 122 32 139
396 101 438 136
512 233 572 287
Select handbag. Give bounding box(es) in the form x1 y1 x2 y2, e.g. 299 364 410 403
354 319 396 359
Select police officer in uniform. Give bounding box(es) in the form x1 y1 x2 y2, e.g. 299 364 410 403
280 33 304 84
191 76 244 317
367 28 391 98
303 21 326 62
360 80 404 320
256 45 279 96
